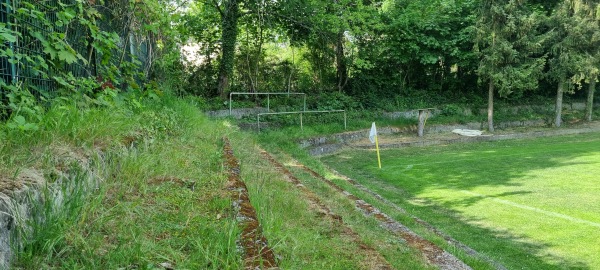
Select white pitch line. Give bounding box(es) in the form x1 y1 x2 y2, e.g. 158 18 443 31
461 190 600 229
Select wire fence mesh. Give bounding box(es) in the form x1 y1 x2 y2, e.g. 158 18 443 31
0 0 152 99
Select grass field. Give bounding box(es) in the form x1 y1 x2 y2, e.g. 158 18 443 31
323 132 600 269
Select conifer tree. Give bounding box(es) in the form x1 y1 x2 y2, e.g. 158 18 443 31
476 0 546 132
548 0 600 126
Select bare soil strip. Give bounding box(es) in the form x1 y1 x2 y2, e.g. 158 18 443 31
327 167 508 270
222 138 279 269
260 150 394 270
292 160 472 270
307 121 600 156
353 122 600 150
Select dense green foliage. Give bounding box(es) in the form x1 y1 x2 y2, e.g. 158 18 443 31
547 0 600 126
476 0 547 131
3 0 599 127
175 0 599 126
1 0 179 126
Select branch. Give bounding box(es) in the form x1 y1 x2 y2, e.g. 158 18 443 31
209 0 224 17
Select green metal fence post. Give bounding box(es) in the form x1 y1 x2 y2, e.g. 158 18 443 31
6 0 16 83
303 94 306 111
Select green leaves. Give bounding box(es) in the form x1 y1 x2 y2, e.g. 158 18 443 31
30 31 86 65
548 1 600 87
0 22 19 44
3 85 44 134
0 32 17 43
58 8 76 21
476 1 546 96
6 115 39 132
53 75 75 90
57 50 78 64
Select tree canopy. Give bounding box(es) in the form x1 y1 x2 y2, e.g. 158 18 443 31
3 0 598 127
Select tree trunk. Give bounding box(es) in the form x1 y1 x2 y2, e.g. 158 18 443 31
585 78 596 122
555 79 564 127
254 25 264 93
487 80 495 132
335 31 347 93
244 30 256 93
217 0 240 99
287 46 295 93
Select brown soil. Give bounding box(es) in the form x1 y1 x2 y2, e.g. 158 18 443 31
222 138 279 270
0 180 24 194
293 160 472 270
351 121 600 149
0 169 44 195
260 150 394 270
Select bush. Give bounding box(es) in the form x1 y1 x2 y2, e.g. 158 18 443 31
440 104 464 116
308 92 360 111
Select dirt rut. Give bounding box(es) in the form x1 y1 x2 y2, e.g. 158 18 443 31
292 160 472 270
260 150 394 270
223 138 278 269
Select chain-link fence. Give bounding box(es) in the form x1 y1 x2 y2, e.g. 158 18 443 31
0 0 153 99
1 0 17 92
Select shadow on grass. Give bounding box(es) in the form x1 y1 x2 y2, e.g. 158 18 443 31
450 190 533 207
323 134 600 269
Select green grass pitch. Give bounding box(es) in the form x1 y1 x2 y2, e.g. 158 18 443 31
323 132 600 269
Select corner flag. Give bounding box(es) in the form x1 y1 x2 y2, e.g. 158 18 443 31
369 122 382 169
369 122 377 143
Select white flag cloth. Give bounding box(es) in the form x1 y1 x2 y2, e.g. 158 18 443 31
369 122 377 144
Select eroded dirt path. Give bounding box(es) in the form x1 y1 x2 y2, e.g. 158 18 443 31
288 158 472 270
260 150 394 270
223 138 279 269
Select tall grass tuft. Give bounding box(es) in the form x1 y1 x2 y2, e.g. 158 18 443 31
2 91 251 268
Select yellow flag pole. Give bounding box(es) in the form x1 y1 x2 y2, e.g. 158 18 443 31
375 134 382 169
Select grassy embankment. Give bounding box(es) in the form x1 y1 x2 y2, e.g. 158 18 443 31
2 96 242 268
2 94 445 269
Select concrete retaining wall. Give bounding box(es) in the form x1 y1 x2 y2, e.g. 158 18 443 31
305 122 600 156
362 126 600 150
0 173 43 269
209 102 598 120
206 108 268 119
301 119 547 155
0 152 104 268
